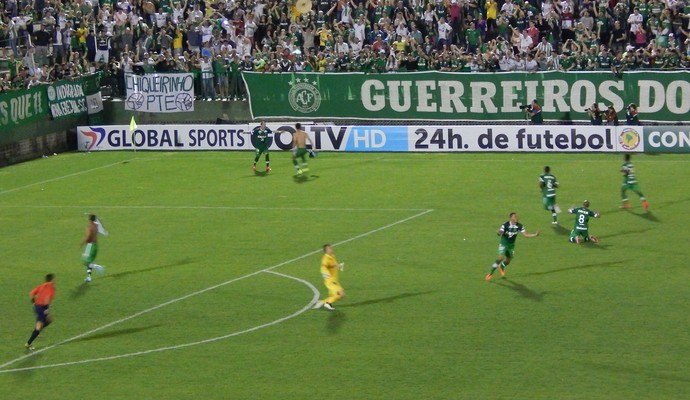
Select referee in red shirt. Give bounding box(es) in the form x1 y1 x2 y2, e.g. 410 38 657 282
25 274 56 350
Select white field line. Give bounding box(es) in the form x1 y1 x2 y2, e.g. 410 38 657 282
0 271 319 374
124 153 664 163
0 158 138 196
0 209 433 373
0 204 429 212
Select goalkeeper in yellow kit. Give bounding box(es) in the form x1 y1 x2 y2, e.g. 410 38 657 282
313 244 345 311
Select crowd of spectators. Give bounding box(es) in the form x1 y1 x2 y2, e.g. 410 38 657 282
0 0 689 99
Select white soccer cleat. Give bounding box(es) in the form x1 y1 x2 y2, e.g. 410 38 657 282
552 221 558 225
85 275 92 283
91 264 105 276
323 303 335 311
312 300 324 309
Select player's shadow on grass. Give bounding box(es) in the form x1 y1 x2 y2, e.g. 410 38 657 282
106 258 194 279
604 208 662 223
293 174 319 184
73 324 163 342
339 291 435 308
627 210 661 223
251 170 270 178
521 260 630 277
600 227 652 240
551 224 570 235
656 197 690 210
494 279 547 302
326 311 346 335
10 352 44 380
69 282 90 299
582 242 611 250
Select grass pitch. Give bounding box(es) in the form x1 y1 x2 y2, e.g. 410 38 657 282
0 151 688 400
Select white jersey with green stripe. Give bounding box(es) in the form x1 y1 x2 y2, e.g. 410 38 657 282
622 162 637 184
539 173 558 198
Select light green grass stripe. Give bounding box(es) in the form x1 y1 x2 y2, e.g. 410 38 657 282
0 271 319 374
0 204 429 212
0 158 139 196
0 209 433 373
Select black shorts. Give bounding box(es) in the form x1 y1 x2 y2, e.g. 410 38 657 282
34 304 49 324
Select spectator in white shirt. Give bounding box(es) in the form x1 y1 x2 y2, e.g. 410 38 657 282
627 8 643 35
335 36 350 54
437 17 453 49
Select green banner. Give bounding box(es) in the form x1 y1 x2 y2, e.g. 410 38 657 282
47 77 89 119
0 86 47 128
243 71 690 122
82 73 104 115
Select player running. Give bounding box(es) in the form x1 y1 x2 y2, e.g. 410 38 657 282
539 166 560 224
568 200 600 244
25 274 56 350
621 154 648 210
485 213 539 281
291 123 315 176
313 244 345 311
82 214 106 282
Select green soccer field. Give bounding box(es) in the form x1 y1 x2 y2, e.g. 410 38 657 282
0 151 687 399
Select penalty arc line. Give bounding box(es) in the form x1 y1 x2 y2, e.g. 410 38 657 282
0 271 319 374
0 208 434 373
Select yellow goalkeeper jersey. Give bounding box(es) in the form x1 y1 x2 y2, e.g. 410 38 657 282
320 253 339 281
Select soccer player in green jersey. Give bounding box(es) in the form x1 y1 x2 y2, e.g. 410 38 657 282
621 154 648 210
251 120 273 172
568 200 600 244
539 166 561 224
485 213 539 281
292 123 315 176
82 214 106 282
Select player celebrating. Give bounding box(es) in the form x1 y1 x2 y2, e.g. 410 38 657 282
313 244 345 311
25 274 56 350
568 200 600 244
291 123 315 176
251 120 273 172
485 213 539 281
539 166 560 224
621 154 648 210
82 214 106 282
